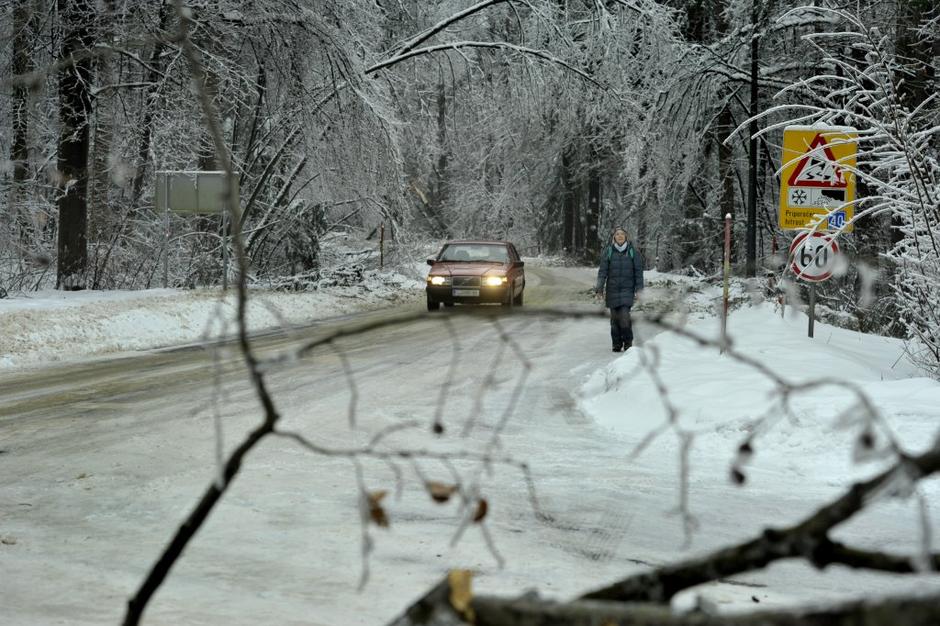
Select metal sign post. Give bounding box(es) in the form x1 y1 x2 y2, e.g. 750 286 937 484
808 283 816 338
221 207 228 291
788 232 841 338
161 174 170 288
155 171 236 289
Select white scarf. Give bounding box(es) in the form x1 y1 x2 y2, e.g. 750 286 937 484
614 241 629 253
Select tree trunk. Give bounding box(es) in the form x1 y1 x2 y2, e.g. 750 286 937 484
429 77 449 230
635 152 649 253
574 178 585 252
88 0 118 241
192 15 225 287
895 0 937 110
9 0 37 242
561 147 582 254
585 154 602 262
130 2 171 206
56 0 96 290
745 2 760 276
718 105 736 263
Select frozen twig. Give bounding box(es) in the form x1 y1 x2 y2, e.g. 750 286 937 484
582 442 940 603
329 339 359 428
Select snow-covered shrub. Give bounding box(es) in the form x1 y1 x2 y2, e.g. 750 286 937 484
772 6 940 377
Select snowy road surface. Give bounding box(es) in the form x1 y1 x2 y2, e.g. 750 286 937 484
2 265 939 625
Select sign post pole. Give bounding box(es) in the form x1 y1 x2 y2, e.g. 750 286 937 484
808 283 816 338
788 231 840 338
380 222 385 270
221 204 228 291
156 170 236 291
162 174 169 288
721 213 731 353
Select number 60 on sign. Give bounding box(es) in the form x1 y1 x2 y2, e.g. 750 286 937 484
789 232 842 282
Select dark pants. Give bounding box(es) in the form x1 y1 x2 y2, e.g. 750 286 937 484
609 305 633 348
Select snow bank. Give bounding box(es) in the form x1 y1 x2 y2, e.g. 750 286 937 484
580 301 939 496
0 271 423 370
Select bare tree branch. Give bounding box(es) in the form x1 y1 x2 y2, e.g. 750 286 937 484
391 573 940 626
366 41 603 88
123 2 282 622
388 0 511 57
582 444 940 603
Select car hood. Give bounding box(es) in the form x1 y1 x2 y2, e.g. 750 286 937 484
432 263 508 276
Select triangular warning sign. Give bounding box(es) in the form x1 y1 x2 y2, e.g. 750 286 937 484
788 134 847 188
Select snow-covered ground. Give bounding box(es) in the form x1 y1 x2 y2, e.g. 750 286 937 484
580 298 940 564
0 269 424 370
2 266 939 625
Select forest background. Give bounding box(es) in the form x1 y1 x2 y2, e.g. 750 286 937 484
0 0 938 376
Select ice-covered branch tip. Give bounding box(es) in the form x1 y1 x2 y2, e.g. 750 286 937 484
581 444 940 604
391 445 940 625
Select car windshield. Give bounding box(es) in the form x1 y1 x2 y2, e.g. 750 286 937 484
439 244 509 263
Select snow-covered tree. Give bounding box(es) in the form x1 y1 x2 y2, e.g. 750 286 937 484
758 3 940 376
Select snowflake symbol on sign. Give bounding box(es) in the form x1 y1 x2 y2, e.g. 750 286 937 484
792 189 807 205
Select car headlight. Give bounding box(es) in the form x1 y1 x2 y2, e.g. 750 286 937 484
428 275 450 285
484 275 507 287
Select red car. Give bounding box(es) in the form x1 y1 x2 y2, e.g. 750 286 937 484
426 240 525 311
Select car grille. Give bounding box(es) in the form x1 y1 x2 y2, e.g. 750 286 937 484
452 276 481 288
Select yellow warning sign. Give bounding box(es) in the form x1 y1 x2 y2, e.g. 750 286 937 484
779 126 857 232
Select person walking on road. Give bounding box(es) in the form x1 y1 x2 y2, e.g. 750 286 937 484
595 227 644 352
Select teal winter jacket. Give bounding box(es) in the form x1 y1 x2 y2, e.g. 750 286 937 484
595 243 644 308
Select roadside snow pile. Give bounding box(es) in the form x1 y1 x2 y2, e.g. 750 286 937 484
635 270 755 321
0 271 423 370
579 301 940 508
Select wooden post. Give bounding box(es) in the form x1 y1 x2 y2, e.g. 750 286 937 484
721 213 731 353
380 222 385 269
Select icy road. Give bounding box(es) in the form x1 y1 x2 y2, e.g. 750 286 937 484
2 265 938 625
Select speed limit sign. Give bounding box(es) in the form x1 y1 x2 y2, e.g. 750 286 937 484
789 232 841 281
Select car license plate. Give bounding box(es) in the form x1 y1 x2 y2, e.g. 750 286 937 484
453 289 479 297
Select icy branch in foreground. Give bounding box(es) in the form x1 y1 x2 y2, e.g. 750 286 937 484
390 437 940 624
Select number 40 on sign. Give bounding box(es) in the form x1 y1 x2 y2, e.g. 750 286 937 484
789 232 841 282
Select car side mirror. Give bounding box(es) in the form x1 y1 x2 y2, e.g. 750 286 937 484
426 258 436 266
514 261 525 268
